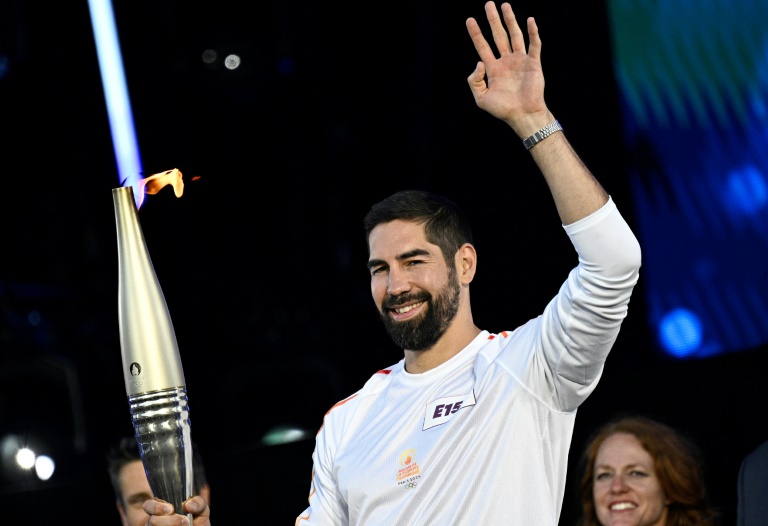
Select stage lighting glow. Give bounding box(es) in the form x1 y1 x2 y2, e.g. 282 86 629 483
15 448 35 470
224 54 241 70
608 0 768 358
262 425 309 446
27 310 41 326
659 308 703 358
725 165 767 216
34 455 55 481
202 49 217 64
87 0 143 194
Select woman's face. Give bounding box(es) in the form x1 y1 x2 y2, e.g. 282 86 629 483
592 432 669 526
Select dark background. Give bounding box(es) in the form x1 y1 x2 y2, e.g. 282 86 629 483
1 0 766 524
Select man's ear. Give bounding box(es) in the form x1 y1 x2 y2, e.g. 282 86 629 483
457 244 477 284
199 484 211 505
116 501 129 526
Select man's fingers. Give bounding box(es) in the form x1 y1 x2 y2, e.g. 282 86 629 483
526 17 542 60
484 1 512 55
466 17 496 64
183 496 211 525
467 62 487 104
184 496 209 515
144 499 174 516
495 2 524 55
467 61 486 85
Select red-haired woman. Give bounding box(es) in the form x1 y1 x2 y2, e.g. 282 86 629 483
576 415 720 526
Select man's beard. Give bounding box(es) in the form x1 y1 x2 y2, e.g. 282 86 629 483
379 266 461 351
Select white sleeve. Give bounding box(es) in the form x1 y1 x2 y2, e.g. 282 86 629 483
499 197 642 412
295 414 348 525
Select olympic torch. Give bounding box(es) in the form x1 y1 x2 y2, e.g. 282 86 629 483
112 171 193 519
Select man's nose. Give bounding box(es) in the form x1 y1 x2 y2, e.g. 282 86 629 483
387 267 411 296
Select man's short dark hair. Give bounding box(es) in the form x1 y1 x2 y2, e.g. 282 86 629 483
363 190 474 264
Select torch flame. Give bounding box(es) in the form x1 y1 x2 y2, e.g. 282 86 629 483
133 168 184 209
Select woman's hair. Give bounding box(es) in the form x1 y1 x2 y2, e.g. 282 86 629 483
577 414 720 526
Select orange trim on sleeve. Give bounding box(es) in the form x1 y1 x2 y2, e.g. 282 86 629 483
326 392 359 415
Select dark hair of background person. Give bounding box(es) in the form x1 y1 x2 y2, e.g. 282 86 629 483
106 436 208 506
576 414 720 526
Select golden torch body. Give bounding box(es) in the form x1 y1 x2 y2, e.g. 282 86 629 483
113 186 193 518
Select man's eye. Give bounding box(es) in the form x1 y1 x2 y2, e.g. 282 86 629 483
128 495 151 507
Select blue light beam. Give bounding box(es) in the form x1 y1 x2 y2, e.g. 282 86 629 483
88 0 143 194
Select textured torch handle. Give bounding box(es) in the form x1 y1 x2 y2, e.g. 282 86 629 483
130 387 193 517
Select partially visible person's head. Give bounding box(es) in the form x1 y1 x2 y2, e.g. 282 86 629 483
364 190 475 351
577 415 719 526
106 436 210 526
